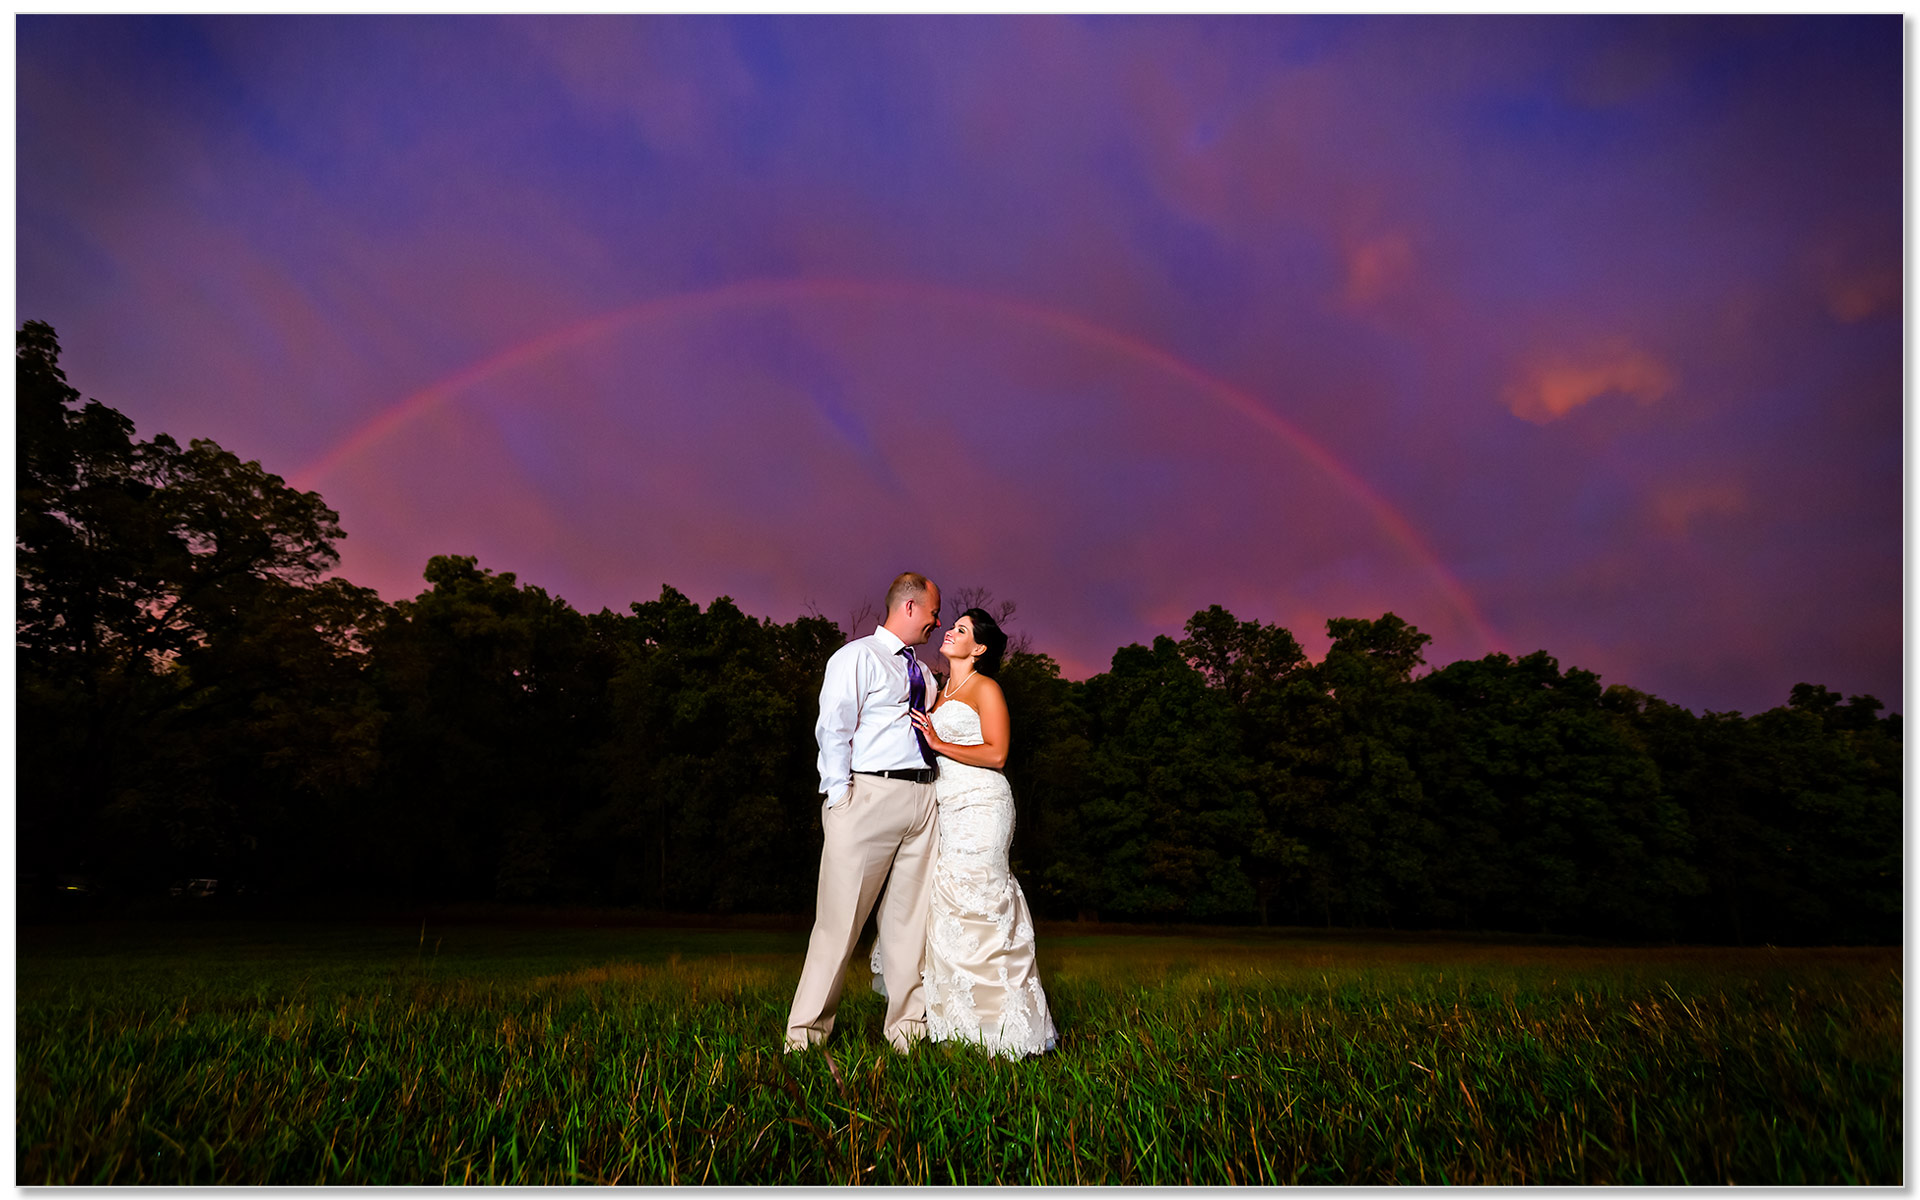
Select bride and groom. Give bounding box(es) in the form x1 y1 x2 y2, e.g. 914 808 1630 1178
784 572 1057 1059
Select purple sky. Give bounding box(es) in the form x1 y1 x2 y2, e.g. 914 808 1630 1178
17 16 1902 713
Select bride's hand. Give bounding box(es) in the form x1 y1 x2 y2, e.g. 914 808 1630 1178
909 709 942 750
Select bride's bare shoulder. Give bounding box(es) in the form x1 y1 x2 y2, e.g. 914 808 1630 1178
972 673 1008 709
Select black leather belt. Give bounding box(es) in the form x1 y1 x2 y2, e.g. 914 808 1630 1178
853 768 936 784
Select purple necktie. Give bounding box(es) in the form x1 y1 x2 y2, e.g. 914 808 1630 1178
899 647 936 765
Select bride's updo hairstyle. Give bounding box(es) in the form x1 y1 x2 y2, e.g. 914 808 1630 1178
961 607 1010 677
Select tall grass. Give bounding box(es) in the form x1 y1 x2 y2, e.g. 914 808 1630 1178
17 920 1900 1184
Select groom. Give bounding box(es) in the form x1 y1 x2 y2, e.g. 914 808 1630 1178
785 572 943 1053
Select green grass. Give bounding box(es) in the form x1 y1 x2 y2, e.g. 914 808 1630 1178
17 918 1901 1184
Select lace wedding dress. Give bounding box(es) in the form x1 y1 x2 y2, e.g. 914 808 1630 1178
874 697 1057 1059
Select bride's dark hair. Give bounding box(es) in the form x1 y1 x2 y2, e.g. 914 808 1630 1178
961 607 1009 677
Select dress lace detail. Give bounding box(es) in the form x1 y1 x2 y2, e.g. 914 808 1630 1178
916 699 1057 1059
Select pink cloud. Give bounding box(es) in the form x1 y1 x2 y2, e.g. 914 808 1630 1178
1502 344 1676 424
1648 480 1748 538
1802 225 1900 324
1340 229 1416 309
1818 265 1900 324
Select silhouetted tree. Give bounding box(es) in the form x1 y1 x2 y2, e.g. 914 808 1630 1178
1053 635 1258 920
1267 614 1442 927
995 647 1090 916
17 321 373 891
364 555 616 901
1624 683 1901 944
1416 653 1701 936
592 587 840 911
1178 605 1310 925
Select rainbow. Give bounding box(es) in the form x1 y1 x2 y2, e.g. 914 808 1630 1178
291 277 1500 652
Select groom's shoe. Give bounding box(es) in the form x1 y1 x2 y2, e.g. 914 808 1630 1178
784 1027 827 1054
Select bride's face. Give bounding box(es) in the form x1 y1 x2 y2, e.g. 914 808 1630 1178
941 617 982 667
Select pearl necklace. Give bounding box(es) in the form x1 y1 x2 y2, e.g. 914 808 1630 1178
941 669 978 701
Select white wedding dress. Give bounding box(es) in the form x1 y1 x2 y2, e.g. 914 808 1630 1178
873 698 1057 1059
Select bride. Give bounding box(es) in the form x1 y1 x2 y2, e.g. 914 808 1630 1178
902 607 1057 1058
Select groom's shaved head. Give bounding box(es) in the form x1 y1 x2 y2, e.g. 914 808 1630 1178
885 572 934 614
882 572 941 647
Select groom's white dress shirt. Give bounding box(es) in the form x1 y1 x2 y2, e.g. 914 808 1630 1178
816 625 930 809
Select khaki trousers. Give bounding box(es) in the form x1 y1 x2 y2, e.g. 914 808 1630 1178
785 772 938 1052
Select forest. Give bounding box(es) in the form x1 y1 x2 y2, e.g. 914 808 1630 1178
17 321 1901 943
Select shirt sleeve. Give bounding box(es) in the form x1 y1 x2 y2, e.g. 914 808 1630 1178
816 644 862 807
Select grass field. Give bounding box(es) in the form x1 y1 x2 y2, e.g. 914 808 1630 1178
16 915 1901 1184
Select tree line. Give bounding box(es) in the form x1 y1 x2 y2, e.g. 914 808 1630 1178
17 321 1900 942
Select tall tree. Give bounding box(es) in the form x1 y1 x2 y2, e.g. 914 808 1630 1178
17 321 370 888
1417 653 1700 936
1054 635 1258 920
994 647 1090 916
366 555 616 901
1278 614 1440 926
1178 605 1310 924
592 587 841 911
1633 683 1901 944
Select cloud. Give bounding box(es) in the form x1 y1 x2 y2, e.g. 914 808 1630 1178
1649 480 1747 537
1501 345 1675 424
1563 27 1679 109
1801 227 1900 325
1340 230 1415 309
521 17 758 156
1817 265 1900 324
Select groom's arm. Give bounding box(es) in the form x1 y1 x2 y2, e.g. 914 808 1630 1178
816 645 863 809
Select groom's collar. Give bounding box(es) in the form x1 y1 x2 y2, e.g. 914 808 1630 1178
872 625 906 654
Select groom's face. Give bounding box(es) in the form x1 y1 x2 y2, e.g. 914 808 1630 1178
904 585 942 647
